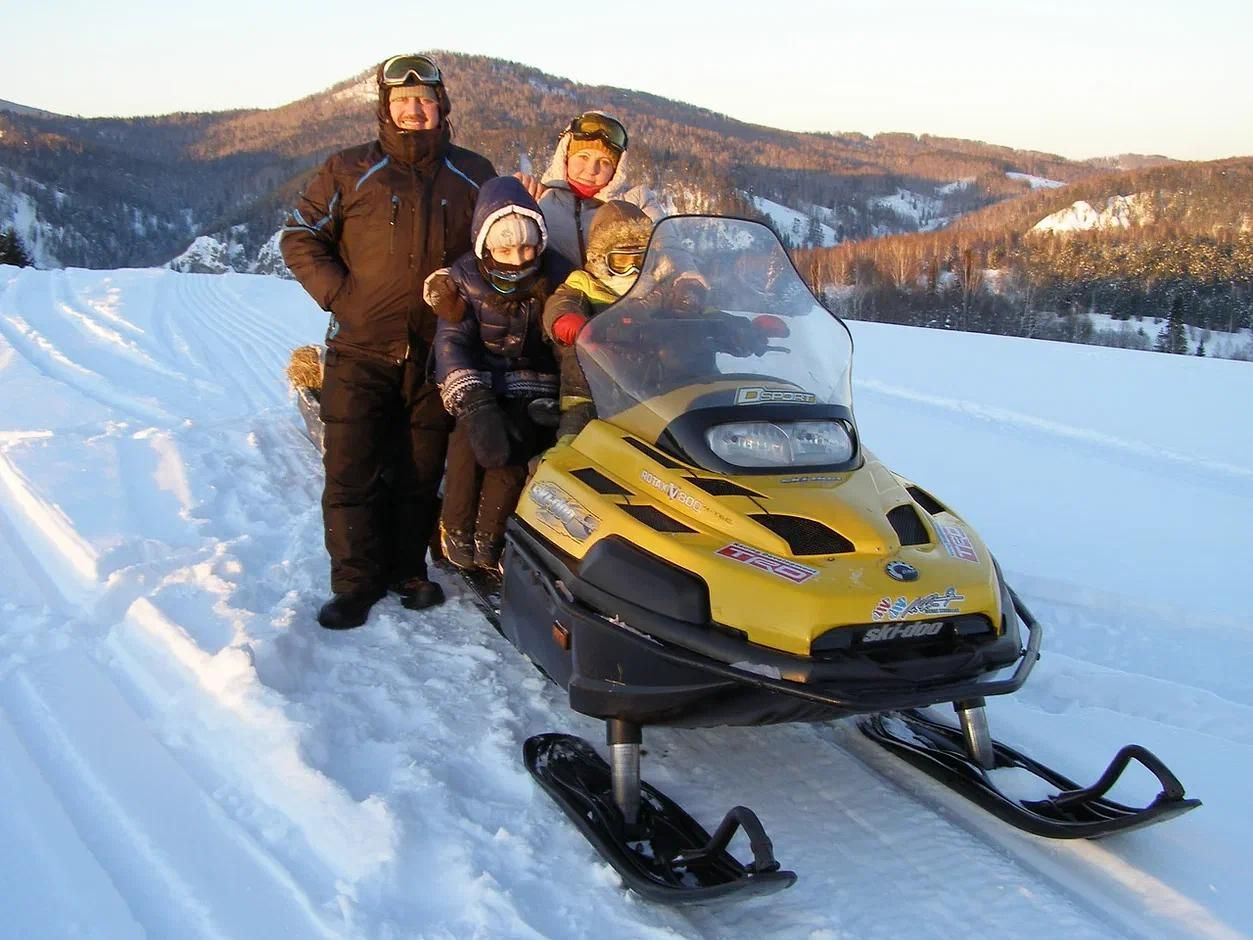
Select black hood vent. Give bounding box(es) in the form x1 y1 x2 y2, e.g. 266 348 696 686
750 515 853 555
888 504 930 546
625 437 683 469
684 477 764 499
621 504 697 533
571 467 630 495
907 485 948 516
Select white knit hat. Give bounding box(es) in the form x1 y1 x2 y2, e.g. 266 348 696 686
485 213 542 252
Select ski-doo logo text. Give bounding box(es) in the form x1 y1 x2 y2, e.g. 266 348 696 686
640 470 704 512
529 482 599 541
862 622 946 643
716 543 818 584
871 587 965 621
734 386 818 405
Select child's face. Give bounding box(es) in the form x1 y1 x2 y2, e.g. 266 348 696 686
489 243 538 266
566 148 617 191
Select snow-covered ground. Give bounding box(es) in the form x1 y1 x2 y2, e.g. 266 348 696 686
1 263 1250 940
1007 171 1066 190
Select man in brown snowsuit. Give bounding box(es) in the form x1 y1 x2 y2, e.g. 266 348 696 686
281 54 495 629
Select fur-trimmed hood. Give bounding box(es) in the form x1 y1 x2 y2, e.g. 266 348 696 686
584 200 653 283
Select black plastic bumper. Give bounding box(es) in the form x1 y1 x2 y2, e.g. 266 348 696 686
503 520 1042 724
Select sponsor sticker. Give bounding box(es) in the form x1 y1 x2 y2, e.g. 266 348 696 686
640 469 705 513
936 523 979 563
779 475 841 485
528 482 599 541
734 386 818 406
871 587 965 622
716 543 819 584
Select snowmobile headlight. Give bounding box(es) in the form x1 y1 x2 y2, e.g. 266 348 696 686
705 421 853 467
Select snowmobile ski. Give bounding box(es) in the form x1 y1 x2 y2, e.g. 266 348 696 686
524 733 796 904
859 709 1201 839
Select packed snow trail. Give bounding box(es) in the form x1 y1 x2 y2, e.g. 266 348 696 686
0 266 1249 939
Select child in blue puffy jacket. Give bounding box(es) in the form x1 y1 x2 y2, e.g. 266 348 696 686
425 175 572 570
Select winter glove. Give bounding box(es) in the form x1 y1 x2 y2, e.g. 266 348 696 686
423 268 467 322
459 387 512 469
551 312 588 346
718 318 770 357
526 397 561 428
668 277 708 317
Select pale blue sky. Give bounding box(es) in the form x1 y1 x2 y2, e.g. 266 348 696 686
5 0 1251 161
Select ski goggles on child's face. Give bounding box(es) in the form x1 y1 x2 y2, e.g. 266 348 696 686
568 112 628 152
381 54 442 86
606 247 646 276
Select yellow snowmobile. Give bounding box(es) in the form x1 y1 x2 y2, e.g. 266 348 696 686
495 216 1198 903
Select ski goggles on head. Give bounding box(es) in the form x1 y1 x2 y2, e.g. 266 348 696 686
567 112 628 152
606 246 646 276
381 54 442 86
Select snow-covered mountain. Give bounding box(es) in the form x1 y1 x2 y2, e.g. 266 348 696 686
166 231 289 276
1032 193 1156 233
1 263 1251 938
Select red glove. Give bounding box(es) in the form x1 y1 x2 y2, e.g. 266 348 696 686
752 314 790 338
551 312 588 346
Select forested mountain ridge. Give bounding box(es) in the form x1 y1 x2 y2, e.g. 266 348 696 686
0 52 1131 271
799 157 1253 357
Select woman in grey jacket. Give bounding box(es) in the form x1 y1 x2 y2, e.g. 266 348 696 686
527 111 663 267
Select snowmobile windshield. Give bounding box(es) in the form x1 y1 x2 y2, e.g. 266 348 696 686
575 216 855 469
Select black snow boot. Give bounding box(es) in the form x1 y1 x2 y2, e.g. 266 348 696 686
393 577 446 611
441 527 476 570
317 589 385 630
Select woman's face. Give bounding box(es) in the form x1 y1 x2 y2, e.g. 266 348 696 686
566 148 617 191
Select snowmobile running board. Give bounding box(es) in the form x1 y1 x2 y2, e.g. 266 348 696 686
859 709 1201 839
434 560 503 625
525 734 797 904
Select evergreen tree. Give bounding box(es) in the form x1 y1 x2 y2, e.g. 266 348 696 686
1196 340 1206 357
1156 295 1189 354
0 228 33 267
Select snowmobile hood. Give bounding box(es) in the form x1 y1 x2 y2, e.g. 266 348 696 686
521 423 1006 657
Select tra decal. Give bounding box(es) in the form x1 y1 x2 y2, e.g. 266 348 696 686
861 622 946 643
936 523 979 563
717 543 819 584
640 469 705 513
779 475 842 485
528 482 599 541
734 386 818 406
871 587 965 622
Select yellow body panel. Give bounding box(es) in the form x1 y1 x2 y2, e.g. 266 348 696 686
517 418 1004 657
